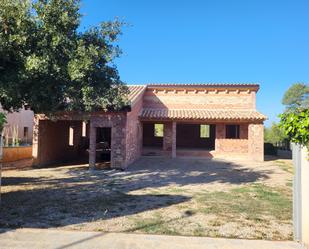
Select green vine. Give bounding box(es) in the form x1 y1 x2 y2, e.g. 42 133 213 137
279 109 309 157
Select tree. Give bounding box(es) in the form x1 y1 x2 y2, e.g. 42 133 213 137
0 0 128 204
0 0 128 114
279 109 309 156
264 122 288 145
282 83 309 111
280 83 309 158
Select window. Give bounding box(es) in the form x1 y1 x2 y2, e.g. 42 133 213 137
82 121 87 137
226 125 240 139
23 127 29 138
69 126 74 146
154 124 164 137
200 124 210 138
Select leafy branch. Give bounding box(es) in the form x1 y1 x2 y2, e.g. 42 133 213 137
279 109 309 157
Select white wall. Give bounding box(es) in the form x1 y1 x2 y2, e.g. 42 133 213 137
293 144 309 247
1 108 34 144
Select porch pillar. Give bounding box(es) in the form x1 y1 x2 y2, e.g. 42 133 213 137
32 115 40 165
172 121 177 158
248 123 264 161
89 124 96 170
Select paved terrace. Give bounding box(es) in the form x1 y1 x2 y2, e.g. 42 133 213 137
0 229 303 249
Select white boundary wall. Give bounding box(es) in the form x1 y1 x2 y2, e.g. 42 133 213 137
293 144 309 247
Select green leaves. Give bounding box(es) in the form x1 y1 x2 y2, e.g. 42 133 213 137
279 109 309 155
0 0 128 114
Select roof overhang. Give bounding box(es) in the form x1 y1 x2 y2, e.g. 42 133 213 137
139 108 267 122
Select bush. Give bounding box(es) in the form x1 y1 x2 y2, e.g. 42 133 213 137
264 143 278 155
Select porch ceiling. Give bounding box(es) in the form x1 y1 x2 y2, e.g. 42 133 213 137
139 108 267 121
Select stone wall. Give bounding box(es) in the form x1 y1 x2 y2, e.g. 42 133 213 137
248 123 264 161
163 122 173 152
89 113 127 169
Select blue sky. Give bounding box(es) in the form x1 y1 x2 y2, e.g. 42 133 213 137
80 0 309 126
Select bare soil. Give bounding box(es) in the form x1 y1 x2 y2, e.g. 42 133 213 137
0 156 293 240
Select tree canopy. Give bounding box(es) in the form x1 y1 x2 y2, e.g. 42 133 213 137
282 83 309 111
0 0 128 114
264 122 287 145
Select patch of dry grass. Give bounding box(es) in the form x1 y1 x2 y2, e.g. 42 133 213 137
0 157 293 240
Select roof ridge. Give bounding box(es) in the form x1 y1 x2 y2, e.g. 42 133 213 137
128 82 260 86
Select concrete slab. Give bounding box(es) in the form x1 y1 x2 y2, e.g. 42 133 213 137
0 229 304 249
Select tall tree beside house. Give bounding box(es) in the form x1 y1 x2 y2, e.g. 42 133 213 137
282 83 309 111
0 0 128 113
0 0 128 204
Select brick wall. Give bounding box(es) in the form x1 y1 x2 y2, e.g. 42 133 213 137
125 95 143 166
143 88 256 110
215 123 249 155
32 118 83 166
213 122 264 161
248 123 264 161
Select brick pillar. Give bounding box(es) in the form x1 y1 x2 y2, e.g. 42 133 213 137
248 123 264 161
89 123 96 169
172 121 177 158
163 122 172 151
215 123 225 152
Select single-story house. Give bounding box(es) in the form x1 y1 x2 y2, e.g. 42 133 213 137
32 83 267 169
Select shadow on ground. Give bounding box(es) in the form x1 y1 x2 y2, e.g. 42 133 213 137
0 157 271 230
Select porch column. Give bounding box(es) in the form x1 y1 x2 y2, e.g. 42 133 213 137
89 124 96 169
248 123 264 161
215 123 225 153
172 121 177 158
32 115 40 165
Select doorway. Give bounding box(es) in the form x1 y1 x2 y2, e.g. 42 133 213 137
96 127 111 168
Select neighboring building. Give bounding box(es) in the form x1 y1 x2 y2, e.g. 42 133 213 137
1 107 34 145
32 83 267 169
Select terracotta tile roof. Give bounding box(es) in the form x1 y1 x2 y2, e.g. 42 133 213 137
140 108 267 121
127 85 146 104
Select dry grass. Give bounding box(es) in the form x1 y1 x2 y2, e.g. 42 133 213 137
0 157 293 240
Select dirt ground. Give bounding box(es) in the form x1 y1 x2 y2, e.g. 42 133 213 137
0 156 293 240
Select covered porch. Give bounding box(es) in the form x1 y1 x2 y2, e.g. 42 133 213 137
32 112 127 169
140 109 266 161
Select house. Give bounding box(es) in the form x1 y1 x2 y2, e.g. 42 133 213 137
32 83 267 169
1 107 34 145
